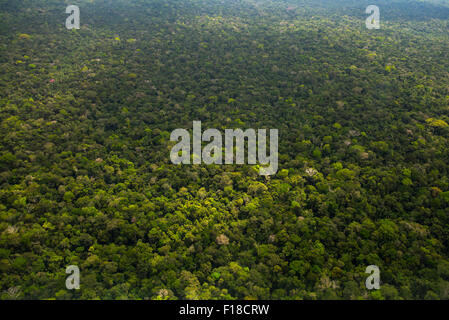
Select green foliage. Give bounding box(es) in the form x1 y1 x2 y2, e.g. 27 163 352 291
1 0 449 301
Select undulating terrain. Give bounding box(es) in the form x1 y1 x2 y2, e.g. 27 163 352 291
1 0 449 299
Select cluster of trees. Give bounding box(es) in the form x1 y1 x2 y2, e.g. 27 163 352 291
1 0 449 299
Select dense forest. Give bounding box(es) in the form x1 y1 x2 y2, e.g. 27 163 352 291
1 0 449 300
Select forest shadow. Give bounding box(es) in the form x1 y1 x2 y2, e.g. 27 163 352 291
287 0 449 22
